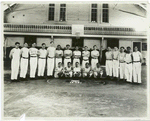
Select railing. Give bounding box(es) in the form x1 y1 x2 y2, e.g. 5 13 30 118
4 23 72 34
84 26 147 36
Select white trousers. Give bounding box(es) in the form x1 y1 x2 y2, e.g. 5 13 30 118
91 59 98 69
82 60 89 68
20 58 28 78
125 63 132 82
47 58 55 76
119 63 125 79
73 58 80 67
38 59 46 76
106 60 113 76
64 58 71 67
55 58 62 67
30 57 37 78
133 62 141 83
113 60 119 77
11 59 20 80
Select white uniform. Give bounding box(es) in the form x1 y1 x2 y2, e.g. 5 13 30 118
124 53 132 82
105 51 113 76
10 48 21 80
54 66 63 78
64 50 72 67
83 67 92 77
38 49 47 76
55 50 63 67
29 48 38 78
73 50 81 67
65 66 72 77
132 51 142 83
118 52 126 79
47 46 56 76
93 67 103 78
112 51 119 78
20 47 29 78
91 50 99 69
82 51 90 68
73 67 81 77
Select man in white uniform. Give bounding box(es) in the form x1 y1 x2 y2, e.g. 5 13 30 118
82 62 93 78
118 47 126 81
112 47 119 80
73 46 81 67
38 43 47 78
132 46 142 83
124 46 133 83
73 62 81 78
82 46 90 68
64 44 72 67
55 45 63 68
20 42 29 80
29 43 38 79
47 41 56 78
9 42 21 81
105 47 113 79
91 45 99 69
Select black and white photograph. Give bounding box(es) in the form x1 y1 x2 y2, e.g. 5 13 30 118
1 1 149 119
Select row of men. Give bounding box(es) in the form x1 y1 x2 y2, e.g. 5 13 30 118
9 41 142 83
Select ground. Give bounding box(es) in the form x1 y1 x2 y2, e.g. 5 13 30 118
4 66 147 117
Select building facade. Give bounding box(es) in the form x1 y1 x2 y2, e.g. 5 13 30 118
3 2 147 62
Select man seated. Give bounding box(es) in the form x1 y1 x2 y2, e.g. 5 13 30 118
73 62 81 78
64 62 73 78
82 62 93 78
54 62 64 78
93 63 103 79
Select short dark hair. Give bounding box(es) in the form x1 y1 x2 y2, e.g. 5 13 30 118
85 62 89 65
67 62 71 65
84 46 88 48
93 45 97 48
120 46 124 49
127 46 131 49
66 44 70 47
15 42 20 45
57 45 61 47
58 62 62 65
42 43 46 46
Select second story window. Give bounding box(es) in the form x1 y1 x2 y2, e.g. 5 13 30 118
102 4 109 23
48 4 55 21
91 4 97 22
60 4 66 21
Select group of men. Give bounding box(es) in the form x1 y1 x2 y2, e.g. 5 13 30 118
9 40 142 84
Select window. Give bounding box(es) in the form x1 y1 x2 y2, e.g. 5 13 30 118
102 4 109 23
91 4 97 22
60 4 66 21
48 4 55 21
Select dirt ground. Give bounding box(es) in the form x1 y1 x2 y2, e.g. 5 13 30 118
4 66 147 117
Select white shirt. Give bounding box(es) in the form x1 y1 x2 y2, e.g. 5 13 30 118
55 66 63 72
73 51 81 56
29 48 38 57
10 48 21 60
84 67 91 73
64 50 72 58
47 47 56 57
125 53 132 63
113 51 119 60
55 50 63 57
38 49 47 58
105 51 113 60
65 66 72 71
74 67 81 72
132 51 142 62
94 67 101 72
91 50 99 58
21 47 29 58
119 52 126 62
82 51 90 60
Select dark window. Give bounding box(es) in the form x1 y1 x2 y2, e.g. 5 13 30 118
60 4 66 21
142 43 147 51
48 4 55 21
102 4 109 23
91 4 97 22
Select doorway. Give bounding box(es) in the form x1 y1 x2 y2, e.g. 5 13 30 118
133 42 141 52
72 37 84 48
107 38 119 49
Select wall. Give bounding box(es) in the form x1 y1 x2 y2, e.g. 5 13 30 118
84 38 101 49
36 37 52 47
6 37 24 47
4 3 147 30
54 38 72 48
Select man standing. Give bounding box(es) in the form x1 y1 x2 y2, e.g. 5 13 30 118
91 45 99 69
73 46 81 67
20 42 29 80
64 44 72 67
82 46 90 68
38 43 47 78
9 42 21 81
29 43 38 79
118 47 126 81
132 46 142 83
55 45 63 68
105 47 113 79
124 46 133 83
112 47 119 80
47 41 56 78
